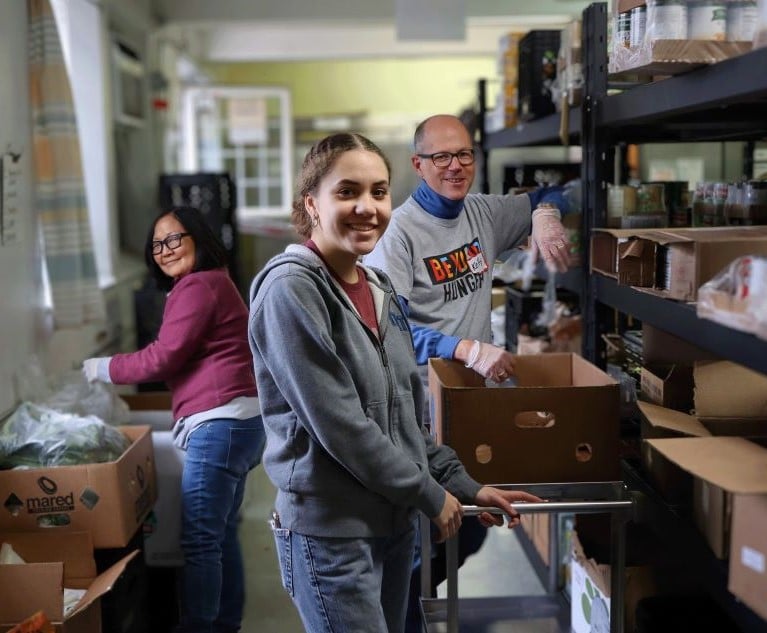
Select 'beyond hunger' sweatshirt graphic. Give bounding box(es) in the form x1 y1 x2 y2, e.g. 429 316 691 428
422 237 488 303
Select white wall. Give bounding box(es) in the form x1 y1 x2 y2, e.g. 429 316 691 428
0 2 43 416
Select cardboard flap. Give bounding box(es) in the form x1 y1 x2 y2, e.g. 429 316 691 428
622 238 647 259
646 437 767 493
0 531 96 583
69 550 139 618
637 401 711 437
0 562 63 623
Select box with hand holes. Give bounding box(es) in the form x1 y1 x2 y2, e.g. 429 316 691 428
428 356 621 484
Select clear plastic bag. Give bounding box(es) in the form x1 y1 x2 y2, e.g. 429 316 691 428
0 401 130 469
697 255 767 338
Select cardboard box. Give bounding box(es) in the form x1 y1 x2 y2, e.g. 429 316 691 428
0 426 156 548
590 227 767 301
610 38 752 76
617 0 645 12
639 401 767 503
120 392 184 568
693 360 767 419
642 323 718 365
428 355 620 484
0 531 136 633
728 494 767 620
640 363 694 412
645 436 767 558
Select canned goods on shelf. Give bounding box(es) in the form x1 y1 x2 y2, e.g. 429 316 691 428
647 0 688 40
688 1 727 41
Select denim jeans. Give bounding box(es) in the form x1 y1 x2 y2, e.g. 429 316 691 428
176 416 265 633
272 520 417 633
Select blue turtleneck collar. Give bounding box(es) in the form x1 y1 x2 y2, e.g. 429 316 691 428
412 180 464 219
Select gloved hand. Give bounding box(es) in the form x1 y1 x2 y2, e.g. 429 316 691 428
82 357 112 383
531 205 571 273
464 340 515 383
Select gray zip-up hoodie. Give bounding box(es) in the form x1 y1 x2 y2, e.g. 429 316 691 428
248 244 481 538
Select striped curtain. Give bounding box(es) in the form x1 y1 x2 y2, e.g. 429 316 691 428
28 0 105 328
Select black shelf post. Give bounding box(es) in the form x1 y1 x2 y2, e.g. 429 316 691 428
581 2 609 366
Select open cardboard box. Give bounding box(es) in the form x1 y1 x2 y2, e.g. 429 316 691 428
640 363 694 412
646 436 767 559
639 401 767 503
0 426 156 548
0 531 137 633
590 227 767 301
119 392 184 568
693 360 767 420
428 355 620 484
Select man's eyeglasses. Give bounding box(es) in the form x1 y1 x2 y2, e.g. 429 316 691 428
416 149 475 168
152 232 190 255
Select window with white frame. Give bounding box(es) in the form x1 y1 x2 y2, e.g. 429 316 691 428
180 86 293 225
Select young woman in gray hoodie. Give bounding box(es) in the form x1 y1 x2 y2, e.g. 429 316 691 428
248 132 540 633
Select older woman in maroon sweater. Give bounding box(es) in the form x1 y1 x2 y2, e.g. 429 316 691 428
84 206 264 633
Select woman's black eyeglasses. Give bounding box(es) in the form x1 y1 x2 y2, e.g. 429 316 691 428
416 149 475 168
152 232 190 255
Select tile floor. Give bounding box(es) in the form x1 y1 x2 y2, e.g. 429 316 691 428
238 467 565 632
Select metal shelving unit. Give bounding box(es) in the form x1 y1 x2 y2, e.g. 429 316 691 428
478 3 767 630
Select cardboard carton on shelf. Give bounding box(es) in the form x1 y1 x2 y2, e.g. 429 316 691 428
609 38 753 77
646 436 767 559
590 226 767 301
0 426 156 549
428 354 620 484
693 360 767 420
640 363 694 412
639 401 767 504
728 494 767 621
0 531 136 633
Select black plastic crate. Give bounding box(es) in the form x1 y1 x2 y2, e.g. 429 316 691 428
157 172 241 290
517 30 561 122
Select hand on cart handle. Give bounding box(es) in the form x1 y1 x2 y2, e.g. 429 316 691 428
432 491 464 543
474 487 544 529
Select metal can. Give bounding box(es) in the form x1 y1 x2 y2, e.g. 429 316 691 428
617 11 632 48
647 0 688 40
688 1 728 41
727 0 758 41
630 6 647 47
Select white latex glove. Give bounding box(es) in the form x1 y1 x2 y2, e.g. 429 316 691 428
531 205 571 273
464 340 514 382
82 357 112 383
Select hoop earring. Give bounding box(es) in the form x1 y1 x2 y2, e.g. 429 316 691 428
311 215 319 228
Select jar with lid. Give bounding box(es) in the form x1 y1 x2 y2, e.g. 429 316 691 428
688 1 728 41
630 6 647 47
744 180 767 224
727 0 758 41
617 11 632 48
647 0 688 40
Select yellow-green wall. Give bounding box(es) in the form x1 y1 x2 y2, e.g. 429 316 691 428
204 56 496 118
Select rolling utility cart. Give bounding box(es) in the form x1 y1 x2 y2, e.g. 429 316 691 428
419 481 635 633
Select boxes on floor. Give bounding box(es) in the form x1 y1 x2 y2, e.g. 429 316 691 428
570 531 655 633
0 531 136 633
646 436 767 559
119 392 184 567
0 427 156 549
428 354 620 484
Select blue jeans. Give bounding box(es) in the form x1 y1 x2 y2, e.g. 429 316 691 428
176 417 265 633
272 521 417 633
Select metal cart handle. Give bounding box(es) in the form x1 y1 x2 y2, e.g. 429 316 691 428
463 499 634 515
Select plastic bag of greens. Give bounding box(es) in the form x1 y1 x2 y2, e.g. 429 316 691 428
0 402 130 469
44 371 130 426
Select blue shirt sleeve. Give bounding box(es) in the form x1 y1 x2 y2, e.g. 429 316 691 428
399 296 461 365
527 186 570 214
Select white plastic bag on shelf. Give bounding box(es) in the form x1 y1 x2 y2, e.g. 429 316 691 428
697 255 767 337
493 248 536 291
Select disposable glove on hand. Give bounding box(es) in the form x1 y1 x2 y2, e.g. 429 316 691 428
531 205 571 273
82 357 113 383
464 340 514 382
